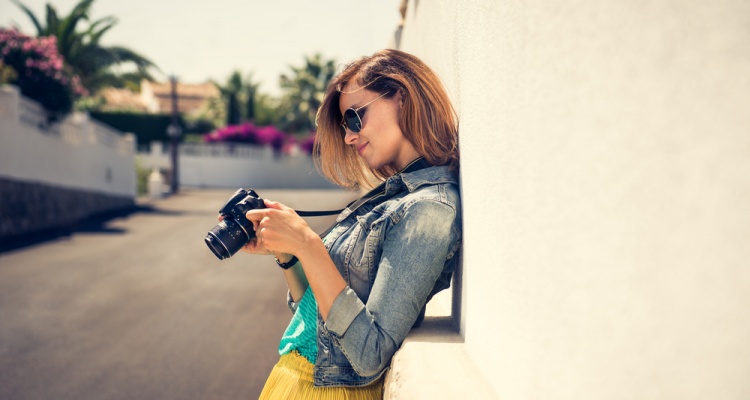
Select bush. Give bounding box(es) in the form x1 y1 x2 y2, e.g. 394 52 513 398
135 163 151 196
90 111 175 146
203 122 288 152
202 122 318 156
0 28 85 119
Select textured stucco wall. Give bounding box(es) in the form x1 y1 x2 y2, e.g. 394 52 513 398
399 1 750 399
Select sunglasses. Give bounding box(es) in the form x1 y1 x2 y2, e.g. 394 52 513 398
340 92 389 135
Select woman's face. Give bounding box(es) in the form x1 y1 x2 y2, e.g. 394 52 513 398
338 82 419 171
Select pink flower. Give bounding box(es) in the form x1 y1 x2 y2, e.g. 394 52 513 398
1 28 86 114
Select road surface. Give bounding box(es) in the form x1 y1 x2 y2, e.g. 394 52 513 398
0 188 357 400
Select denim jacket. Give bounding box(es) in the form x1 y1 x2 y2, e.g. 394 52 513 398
304 162 462 387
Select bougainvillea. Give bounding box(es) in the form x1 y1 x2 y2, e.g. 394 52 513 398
0 28 86 119
203 122 317 155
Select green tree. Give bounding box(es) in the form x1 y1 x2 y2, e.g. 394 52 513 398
0 60 17 84
11 0 157 94
214 70 262 126
253 93 283 127
244 72 259 123
225 71 242 125
278 53 336 134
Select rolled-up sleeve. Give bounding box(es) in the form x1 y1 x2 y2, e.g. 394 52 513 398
324 199 458 376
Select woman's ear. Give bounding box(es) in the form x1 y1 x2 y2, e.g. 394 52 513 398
395 89 406 108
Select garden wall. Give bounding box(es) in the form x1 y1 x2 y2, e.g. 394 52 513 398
0 85 136 242
137 142 338 190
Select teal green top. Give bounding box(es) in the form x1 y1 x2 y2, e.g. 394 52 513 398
278 286 318 363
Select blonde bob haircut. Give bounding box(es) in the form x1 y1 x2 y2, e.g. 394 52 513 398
315 49 459 189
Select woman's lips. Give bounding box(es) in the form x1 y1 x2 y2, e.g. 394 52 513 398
357 143 368 156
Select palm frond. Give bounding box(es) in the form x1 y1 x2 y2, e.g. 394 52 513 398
45 4 60 36
59 0 96 52
10 0 44 35
86 17 117 45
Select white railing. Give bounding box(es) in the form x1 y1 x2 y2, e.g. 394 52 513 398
180 142 271 159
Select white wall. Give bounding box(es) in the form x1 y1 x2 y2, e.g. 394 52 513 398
399 1 750 399
137 142 338 190
0 85 136 197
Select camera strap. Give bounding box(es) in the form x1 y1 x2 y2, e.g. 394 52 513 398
293 157 432 238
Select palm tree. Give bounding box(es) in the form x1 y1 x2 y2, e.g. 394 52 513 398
278 53 336 134
11 0 157 94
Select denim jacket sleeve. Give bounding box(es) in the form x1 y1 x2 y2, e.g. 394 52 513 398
323 198 459 376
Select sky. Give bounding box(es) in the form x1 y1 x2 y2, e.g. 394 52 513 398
1 0 404 95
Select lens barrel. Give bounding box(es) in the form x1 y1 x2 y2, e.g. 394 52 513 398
204 219 253 260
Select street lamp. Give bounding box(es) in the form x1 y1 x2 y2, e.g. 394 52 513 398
167 75 181 194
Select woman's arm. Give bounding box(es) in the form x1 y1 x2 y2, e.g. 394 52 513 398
227 213 312 303
245 199 347 318
294 236 346 320
279 256 309 303
323 199 460 376
245 196 460 376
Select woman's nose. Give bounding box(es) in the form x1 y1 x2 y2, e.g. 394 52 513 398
344 129 359 145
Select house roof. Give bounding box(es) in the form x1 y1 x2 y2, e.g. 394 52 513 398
142 80 220 114
144 81 220 98
100 80 221 115
99 87 149 112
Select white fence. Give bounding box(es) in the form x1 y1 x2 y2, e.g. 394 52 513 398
0 85 136 197
137 142 337 190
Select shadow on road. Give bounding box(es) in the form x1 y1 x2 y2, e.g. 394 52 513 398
0 203 182 253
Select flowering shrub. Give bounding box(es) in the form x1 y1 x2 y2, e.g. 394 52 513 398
203 122 318 156
0 28 86 118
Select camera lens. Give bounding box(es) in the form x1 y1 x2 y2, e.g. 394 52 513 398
204 233 230 260
204 219 253 260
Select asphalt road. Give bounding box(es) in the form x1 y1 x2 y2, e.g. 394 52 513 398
0 188 357 400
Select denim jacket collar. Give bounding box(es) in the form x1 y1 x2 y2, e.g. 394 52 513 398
395 164 458 192
334 163 458 224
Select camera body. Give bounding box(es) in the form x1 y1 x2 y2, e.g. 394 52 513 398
204 188 266 260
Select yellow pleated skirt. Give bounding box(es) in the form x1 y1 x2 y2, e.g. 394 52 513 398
259 351 383 400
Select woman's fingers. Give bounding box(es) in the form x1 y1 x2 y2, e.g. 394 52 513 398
263 198 291 211
241 238 272 255
243 200 311 255
245 208 264 222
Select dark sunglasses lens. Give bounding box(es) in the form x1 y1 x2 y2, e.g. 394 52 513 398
344 109 361 133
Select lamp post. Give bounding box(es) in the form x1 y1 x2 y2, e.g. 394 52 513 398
167 75 182 194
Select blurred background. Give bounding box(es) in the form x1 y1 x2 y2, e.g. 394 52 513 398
0 1 402 399
1 0 404 197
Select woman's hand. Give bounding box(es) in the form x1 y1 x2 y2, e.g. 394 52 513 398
248 199 345 319
244 199 319 258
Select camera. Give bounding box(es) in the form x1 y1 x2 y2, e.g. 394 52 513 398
204 188 266 260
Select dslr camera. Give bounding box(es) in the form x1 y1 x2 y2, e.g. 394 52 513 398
204 188 266 260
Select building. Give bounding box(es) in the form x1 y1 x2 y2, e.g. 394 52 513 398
99 80 220 115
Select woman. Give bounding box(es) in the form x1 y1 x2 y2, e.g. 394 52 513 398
243 49 461 399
